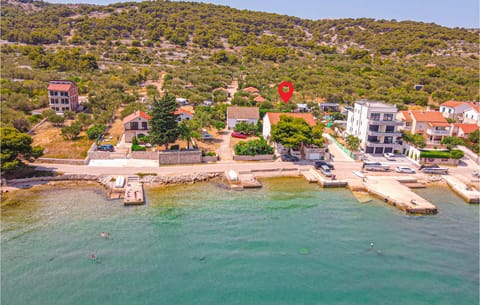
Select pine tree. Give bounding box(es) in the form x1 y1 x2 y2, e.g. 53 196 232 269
149 94 179 150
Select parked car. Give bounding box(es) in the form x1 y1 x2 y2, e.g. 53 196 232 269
281 154 299 162
384 153 396 161
420 164 449 174
202 133 212 140
97 144 114 152
363 162 390 171
314 160 334 170
231 131 247 139
319 165 332 177
395 166 416 174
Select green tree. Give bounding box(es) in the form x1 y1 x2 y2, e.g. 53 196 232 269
178 120 194 149
234 122 257 135
270 116 312 149
149 94 179 150
87 124 106 140
440 136 464 150
468 129 479 144
61 122 81 140
1 127 43 173
345 135 360 152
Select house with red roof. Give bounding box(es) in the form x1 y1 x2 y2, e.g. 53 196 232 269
123 110 151 142
451 123 479 138
399 110 451 145
439 100 473 120
174 107 194 122
242 87 260 94
47 80 78 113
463 102 480 126
226 106 260 129
262 112 316 139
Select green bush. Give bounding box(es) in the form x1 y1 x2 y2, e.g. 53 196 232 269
234 138 273 156
420 149 464 159
131 144 146 151
234 121 257 135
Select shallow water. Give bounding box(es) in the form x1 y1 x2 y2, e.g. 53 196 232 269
1 178 478 305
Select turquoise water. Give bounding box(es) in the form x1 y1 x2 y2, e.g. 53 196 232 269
1 179 478 305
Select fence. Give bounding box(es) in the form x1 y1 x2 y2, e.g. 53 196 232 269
326 134 358 160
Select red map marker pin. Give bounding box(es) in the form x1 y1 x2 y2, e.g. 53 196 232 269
278 81 294 103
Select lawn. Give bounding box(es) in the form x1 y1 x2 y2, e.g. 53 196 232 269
32 122 94 159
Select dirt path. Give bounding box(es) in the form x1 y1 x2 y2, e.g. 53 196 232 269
216 130 233 162
226 78 238 103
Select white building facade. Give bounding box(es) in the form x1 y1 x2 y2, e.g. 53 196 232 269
346 100 402 154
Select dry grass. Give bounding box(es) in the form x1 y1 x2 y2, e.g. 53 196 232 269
102 107 125 146
229 135 259 149
32 122 94 159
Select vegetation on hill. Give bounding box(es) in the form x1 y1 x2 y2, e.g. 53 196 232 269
0 0 478 140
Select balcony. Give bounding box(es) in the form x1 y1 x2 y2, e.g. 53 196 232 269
366 140 401 147
368 120 403 126
426 128 450 136
367 130 401 137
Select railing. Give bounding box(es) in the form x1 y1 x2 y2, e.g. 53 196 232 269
426 128 450 136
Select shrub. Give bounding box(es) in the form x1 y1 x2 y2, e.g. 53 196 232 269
234 138 273 156
420 149 464 159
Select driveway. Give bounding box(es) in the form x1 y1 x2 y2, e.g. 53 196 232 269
216 129 234 162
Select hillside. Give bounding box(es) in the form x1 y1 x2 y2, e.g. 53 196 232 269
1 0 479 131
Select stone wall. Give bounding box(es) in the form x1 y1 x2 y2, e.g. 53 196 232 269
419 157 459 166
233 154 274 161
36 157 89 165
130 151 159 160
158 150 202 164
202 156 218 163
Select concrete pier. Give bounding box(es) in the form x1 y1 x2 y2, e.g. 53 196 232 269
443 175 480 204
124 176 145 205
309 168 348 188
301 169 319 183
238 171 262 188
364 177 437 214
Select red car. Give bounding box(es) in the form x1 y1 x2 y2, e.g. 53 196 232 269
231 131 247 139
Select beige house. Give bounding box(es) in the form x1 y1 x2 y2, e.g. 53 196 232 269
226 106 259 129
123 110 151 143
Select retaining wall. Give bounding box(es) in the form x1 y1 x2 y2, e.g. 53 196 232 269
158 150 202 164
36 157 89 165
233 154 274 161
130 151 158 160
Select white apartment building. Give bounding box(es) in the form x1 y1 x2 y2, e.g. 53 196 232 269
346 100 402 154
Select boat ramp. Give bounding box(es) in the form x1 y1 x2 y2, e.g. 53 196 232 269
124 176 145 205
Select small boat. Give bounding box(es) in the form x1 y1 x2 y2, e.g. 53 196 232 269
115 176 125 188
228 170 238 181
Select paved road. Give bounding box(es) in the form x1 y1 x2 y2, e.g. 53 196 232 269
33 160 313 177
324 135 355 162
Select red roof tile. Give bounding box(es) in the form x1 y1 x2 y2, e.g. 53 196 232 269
47 83 73 92
440 100 469 108
227 106 259 120
174 108 193 116
399 110 413 122
454 123 478 134
428 122 450 127
466 102 480 113
253 96 266 103
123 110 151 124
409 110 447 123
242 86 260 93
266 112 316 126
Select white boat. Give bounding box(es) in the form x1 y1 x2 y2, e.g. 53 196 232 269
228 170 238 181
115 176 125 188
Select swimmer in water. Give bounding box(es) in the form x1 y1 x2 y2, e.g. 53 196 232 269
370 242 374 248
100 232 110 239
90 254 96 261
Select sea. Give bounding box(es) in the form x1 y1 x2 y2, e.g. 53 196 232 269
1 178 478 305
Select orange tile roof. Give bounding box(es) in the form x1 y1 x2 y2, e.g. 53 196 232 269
266 112 316 126
123 110 151 123
174 108 193 116
441 100 466 108
253 95 266 103
399 110 413 122
47 83 74 92
428 122 450 127
409 110 447 123
227 106 259 120
242 86 260 93
454 123 478 134
466 102 480 113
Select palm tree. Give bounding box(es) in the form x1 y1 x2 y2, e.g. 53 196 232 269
178 121 193 149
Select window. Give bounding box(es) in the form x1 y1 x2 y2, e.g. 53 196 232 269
370 113 380 121
383 114 393 121
369 125 379 132
131 122 138 130
385 126 395 133
141 122 148 130
50 98 55 104
384 136 393 144
367 136 378 142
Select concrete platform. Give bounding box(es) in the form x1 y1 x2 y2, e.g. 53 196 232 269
309 168 348 188
124 176 144 205
443 175 480 204
238 171 262 188
301 169 319 183
365 177 437 214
